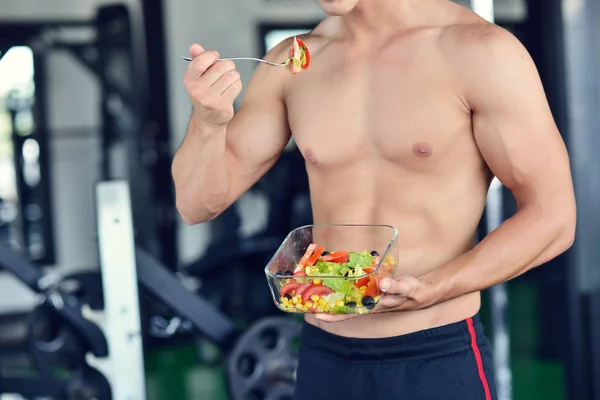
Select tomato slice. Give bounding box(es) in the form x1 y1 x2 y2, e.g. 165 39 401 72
288 37 303 75
301 284 333 304
295 283 313 299
364 278 379 298
280 281 302 297
295 243 317 271
297 38 310 69
354 267 374 288
306 246 324 267
321 251 349 263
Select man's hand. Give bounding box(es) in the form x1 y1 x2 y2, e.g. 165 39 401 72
314 276 439 323
183 44 243 128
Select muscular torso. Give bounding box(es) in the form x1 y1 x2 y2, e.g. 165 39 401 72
282 15 494 337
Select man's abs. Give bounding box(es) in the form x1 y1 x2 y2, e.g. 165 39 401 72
304 168 488 338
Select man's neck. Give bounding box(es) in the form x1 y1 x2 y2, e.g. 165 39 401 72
341 0 447 43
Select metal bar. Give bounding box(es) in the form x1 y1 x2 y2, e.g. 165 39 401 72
0 241 43 290
485 179 512 400
139 0 178 267
561 0 600 397
135 248 239 347
59 43 136 106
116 1 163 261
95 180 147 400
31 53 56 265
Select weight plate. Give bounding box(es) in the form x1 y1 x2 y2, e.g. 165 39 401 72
227 317 302 400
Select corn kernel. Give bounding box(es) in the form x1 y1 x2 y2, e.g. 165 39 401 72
296 304 303 309
293 297 299 304
305 301 313 308
306 267 311 274
335 300 344 308
311 295 320 302
314 279 321 285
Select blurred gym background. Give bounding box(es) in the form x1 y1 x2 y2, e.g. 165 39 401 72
0 0 598 399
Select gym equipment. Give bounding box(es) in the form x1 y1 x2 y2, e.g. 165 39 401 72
559 0 600 398
0 179 302 400
227 317 301 400
0 3 176 266
2 52 55 264
90 181 147 400
0 241 110 399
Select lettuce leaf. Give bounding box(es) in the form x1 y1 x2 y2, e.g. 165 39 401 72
348 251 374 270
322 278 360 298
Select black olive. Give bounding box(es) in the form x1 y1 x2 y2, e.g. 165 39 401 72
344 271 349 277
362 296 375 309
370 250 380 257
321 251 330 256
276 270 293 277
284 294 293 300
346 301 357 308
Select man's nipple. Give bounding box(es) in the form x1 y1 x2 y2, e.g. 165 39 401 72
304 148 318 164
413 143 433 157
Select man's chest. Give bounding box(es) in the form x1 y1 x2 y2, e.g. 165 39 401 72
284 58 473 171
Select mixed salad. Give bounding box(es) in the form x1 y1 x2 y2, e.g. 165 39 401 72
274 243 395 314
286 36 310 75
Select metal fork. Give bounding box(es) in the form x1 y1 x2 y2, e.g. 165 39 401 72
180 56 286 67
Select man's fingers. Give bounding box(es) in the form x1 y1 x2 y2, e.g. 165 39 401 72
220 80 243 104
378 293 407 309
189 44 205 58
184 50 219 82
380 276 419 296
212 70 241 94
203 60 236 87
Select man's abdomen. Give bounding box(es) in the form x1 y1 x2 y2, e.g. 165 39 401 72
305 165 489 337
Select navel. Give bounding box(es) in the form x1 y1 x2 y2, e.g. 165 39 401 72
413 143 433 157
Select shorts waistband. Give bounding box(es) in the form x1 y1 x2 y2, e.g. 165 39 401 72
300 314 486 361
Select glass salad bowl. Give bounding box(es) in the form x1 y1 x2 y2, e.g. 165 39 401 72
264 224 398 315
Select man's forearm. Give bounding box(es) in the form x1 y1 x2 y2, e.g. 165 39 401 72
172 114 231 224
421 205 575 306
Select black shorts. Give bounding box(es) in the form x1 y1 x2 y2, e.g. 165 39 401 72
294 314 498 400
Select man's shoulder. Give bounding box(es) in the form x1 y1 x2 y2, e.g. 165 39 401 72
439 20 529 69
437 19 539 108
263 22 333 62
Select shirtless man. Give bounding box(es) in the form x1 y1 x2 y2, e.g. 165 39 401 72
172 0 576 398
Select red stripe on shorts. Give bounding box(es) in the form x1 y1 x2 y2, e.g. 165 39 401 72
466 317 492 400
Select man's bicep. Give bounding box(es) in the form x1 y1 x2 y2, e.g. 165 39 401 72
468 31 571 206
226 96 290 176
